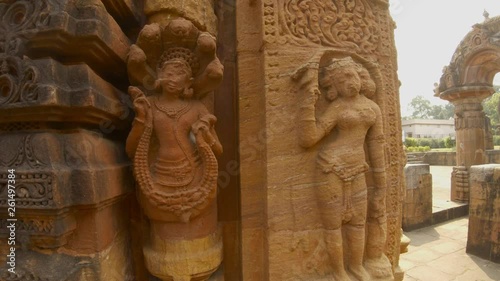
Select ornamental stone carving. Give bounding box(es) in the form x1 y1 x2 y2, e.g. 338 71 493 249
126 18 223 281
294 54 393 281
279 0 380 53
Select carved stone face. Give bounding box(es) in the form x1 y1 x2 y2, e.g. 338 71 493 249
157 61 192 97
332 67 361 98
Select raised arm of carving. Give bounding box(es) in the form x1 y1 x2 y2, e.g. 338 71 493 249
126 86 151 159
297 67 335 148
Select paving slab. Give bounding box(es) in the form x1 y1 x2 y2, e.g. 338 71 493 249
401 217 500 281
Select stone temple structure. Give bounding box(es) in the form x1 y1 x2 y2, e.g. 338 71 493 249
437 14 500 265
436 15 500 203
0 1 406 280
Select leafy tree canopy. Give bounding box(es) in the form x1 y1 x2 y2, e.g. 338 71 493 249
404 95 454 120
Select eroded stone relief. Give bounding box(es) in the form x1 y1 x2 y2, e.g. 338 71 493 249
294 55 393 281
126 18 223 281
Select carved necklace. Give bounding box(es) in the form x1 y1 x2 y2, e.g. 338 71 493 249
153 96 191 119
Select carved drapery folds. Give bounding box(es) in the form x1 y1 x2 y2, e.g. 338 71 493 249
127 18 223 281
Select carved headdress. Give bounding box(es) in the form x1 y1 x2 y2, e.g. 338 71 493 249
157 47 200 76
127 18 223 98
321 56 361 74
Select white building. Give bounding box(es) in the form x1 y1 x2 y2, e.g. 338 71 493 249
402 119 455 139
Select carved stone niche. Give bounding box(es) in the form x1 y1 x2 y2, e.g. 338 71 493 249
293 52 394 281
126 18 224 281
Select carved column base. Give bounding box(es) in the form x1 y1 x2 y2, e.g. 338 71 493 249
451 166 470 202
143 227 222 281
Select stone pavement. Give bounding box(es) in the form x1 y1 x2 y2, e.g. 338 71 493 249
400 165 499 280
400 217 500 280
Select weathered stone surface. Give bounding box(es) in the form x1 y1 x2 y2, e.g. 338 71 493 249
0 0 136 280
237 1 404 280
468 164 500 263
100 0 145 31
0 57 130 128
403 164 432 230
0 130 132 249
451 166 470 202
0 229 134 280
144 0 217 35
0 0 131 87
127 18 223 280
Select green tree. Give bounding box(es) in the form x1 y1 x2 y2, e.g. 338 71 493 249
408 95 432 119
406 95 454 120
483 91 500 127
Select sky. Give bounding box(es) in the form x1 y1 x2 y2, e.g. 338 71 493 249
390 0 500 117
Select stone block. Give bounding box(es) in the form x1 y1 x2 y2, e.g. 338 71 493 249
467 164 500 263
0 130 133 249
403 164 433 230
0 57 131 129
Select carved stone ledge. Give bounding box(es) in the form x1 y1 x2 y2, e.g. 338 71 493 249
0 0 131 86
0 131 133 209
0 57 130 129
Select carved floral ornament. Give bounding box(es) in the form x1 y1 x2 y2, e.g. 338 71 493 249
0 56 40 105
0 0 56 56
278 0 381 53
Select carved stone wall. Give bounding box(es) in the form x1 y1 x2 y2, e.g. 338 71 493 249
238 0 404 280
0 0 137 280
0 0 405 280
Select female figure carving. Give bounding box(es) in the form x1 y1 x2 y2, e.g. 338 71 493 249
298 56 392 281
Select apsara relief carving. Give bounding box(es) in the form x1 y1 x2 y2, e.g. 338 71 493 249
294 54 393 281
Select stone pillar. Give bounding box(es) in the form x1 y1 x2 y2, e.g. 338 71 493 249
403 164 432 230
468 164 500 263
0 1 136 279
440 87 493 202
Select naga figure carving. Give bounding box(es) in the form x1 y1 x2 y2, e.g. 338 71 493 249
295 55 393 281
126 18 223 281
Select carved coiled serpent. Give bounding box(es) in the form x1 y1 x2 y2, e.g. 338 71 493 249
133 116 218 221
